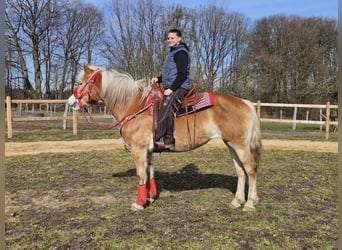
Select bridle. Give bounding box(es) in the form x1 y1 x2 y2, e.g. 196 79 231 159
71 69 153 131
73 68 102 108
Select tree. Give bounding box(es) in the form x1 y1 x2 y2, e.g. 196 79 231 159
5 0 337 104
5 0 61 98
56 0 104 98
245 15 337 103
189 6 248 92
102 0 165 79
5 0 35 97
5 0 104 99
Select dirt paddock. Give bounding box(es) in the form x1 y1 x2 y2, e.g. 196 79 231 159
5 138 337 156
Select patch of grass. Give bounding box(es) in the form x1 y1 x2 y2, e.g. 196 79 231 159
6 129 121 142
6 120 337 142
261 121 324 132
5 148 337 249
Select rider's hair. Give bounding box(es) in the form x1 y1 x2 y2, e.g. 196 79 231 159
168 28 182 37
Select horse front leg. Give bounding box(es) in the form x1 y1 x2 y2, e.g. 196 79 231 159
131 148 149 210
146 152 157 203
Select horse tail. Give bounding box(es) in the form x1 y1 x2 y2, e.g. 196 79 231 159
244 100 262 165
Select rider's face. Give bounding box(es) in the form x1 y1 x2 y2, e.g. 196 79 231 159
167 32 181 47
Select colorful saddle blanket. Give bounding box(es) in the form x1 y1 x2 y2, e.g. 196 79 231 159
176 92 214 117
147 92 214 117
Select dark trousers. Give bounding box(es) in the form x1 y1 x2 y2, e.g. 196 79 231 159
156 87 188 140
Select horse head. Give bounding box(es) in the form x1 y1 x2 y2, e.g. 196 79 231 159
68 64 102 110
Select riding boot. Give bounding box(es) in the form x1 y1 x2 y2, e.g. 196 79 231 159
164 123 175 150
164 135 175 151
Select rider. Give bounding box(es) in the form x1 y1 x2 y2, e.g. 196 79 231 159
151 28 191 150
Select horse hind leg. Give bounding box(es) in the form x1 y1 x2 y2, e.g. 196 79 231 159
242 157 259 212
227 143 258 211
227 145 246 209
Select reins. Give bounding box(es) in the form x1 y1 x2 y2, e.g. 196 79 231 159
80 103 152 131
79 85 154 131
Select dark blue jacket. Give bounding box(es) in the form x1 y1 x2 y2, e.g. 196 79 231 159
161 43 191 91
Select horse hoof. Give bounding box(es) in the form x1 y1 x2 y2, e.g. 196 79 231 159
229 203 241 209
147 197 155 203
229 200 242 209
242 205 255 212
131 203 144 211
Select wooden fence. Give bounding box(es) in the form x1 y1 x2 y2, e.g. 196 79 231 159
5 96 338 139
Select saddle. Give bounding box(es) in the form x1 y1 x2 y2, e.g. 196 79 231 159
152 83 205 111
150 83 214 152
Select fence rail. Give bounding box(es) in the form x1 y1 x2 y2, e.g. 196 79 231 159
5 96 338 139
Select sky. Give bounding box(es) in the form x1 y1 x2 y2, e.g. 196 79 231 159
168 0 337 20
85 0 337 21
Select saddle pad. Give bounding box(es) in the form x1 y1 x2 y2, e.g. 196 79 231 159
147 92 214 116
176 92 214 117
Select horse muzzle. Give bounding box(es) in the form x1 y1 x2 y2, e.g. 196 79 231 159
68 95 80 110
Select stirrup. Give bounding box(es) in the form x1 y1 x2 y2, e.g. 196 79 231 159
154 136 175 151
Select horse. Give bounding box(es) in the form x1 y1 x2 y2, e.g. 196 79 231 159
67 64 262 211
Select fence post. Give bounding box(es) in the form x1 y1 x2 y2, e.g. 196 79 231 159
62 102 68 130
292 107 297 130
319 108 323 131
73 109 78 135
19 103 22 116
325 102 330 140
6 96 13 139
257 100 261 122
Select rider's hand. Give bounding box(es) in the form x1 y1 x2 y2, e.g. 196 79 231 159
151 77 158 84
164 89 173 96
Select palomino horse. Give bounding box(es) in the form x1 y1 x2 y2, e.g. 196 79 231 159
68 64 262 211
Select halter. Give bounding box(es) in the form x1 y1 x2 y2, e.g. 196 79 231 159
72 69 154 131
73 69 102 108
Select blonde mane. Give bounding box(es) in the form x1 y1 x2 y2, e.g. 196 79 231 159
78 65 150 109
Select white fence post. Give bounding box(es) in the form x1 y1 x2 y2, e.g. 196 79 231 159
325 102 330 140
319 109 323 131
6 96 12 139
62 102 69 130
292 107 297 130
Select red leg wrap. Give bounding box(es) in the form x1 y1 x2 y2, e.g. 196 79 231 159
136 184 147 205
148 178 157 198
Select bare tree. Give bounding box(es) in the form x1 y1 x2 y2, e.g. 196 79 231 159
245 15 337 103
5 0 35 97
56 0 104 98
5 0 336 104
102 0 166 79
5 0 104 99
22 0 60 98
189 6 248 92
5 0 61 98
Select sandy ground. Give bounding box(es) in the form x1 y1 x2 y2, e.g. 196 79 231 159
5 138 338 156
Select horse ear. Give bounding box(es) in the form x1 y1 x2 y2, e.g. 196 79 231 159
83 64 91 74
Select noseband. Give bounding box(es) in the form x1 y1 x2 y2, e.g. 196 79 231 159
73 69 101 108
